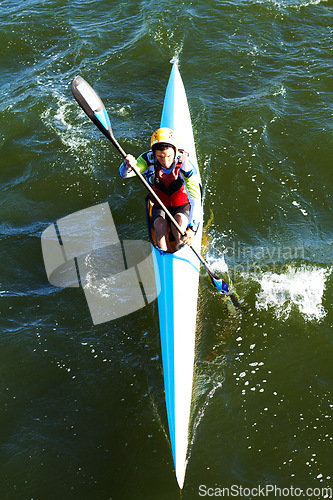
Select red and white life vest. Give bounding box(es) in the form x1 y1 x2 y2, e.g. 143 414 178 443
151 161 189 208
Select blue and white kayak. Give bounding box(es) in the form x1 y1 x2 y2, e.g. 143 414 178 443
147 59 203 489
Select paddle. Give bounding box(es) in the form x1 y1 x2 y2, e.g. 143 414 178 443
71 75 241 306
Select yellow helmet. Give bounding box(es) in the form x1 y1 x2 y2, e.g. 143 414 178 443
150 127 178 153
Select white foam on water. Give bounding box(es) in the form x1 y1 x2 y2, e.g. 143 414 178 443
255 0 328 8
41 94 91 154
207 252 229 274
255 265 332 321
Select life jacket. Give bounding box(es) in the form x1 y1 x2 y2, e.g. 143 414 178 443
151 157 189 208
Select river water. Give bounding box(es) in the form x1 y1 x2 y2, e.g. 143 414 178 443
0 0 332 498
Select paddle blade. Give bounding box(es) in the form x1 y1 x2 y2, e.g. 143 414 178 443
72 75 114 141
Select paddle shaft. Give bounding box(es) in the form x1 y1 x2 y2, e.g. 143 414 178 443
115 138 241 305
71 74 223 288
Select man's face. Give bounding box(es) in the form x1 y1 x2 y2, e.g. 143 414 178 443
154 147 175 169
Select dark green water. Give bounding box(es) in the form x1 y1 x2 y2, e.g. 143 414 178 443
0 0 332 498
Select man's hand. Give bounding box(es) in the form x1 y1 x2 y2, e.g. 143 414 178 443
182 227 195 246
124 154 137 171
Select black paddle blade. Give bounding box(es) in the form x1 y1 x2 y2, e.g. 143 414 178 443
229 292 243 311
72 75 113 142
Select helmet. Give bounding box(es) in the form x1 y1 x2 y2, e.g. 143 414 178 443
150 127 177 153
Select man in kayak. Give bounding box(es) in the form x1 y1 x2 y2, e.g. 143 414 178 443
119 127 202 252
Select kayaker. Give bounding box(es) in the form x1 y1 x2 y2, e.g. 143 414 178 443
119 127 202 251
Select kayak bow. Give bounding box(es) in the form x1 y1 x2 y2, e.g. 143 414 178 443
147 59 203 489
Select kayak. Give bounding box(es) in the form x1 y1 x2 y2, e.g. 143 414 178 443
146 59 203 489
71 61 239 489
